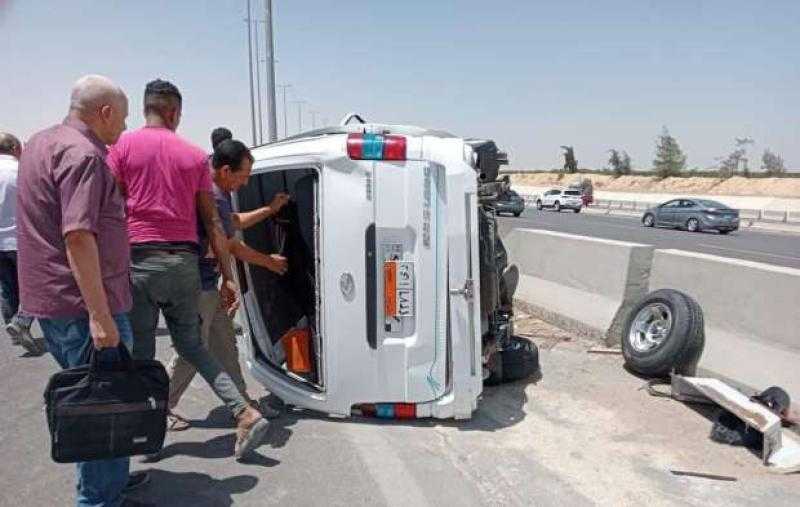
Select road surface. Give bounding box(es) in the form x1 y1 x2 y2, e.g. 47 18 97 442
498 209 800 269
2 320 798 506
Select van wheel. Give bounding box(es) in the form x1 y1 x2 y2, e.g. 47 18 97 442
622 289 705 378
554 201 561 212
536 200 543 210
501 336 540 382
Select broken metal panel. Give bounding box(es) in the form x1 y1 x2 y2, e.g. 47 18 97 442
670 375 800 473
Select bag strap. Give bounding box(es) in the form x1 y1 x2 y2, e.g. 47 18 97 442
88 342 135 374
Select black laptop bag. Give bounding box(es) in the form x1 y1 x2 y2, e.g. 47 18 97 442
44 344 168 463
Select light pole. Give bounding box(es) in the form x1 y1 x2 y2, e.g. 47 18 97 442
309 110 319 130
244 0 257 146
263 0 278 142
291 100 306 133
277 84 292 138
253 22 263 144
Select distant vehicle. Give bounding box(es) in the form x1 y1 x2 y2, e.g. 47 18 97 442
642 199 740 234
494 189 525 217
535 189 583 213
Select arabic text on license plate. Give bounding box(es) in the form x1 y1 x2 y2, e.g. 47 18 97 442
384 261 414 318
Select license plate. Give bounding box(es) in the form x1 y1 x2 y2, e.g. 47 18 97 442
384 261 415 318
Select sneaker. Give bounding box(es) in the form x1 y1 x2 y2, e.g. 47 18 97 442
123 471 151 493
6 323 41 354
234 407 269 459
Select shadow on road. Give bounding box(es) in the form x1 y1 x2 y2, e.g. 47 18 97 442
144 433 280 468
131 469 258 507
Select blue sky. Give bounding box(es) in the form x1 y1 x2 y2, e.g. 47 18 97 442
1 0 798 170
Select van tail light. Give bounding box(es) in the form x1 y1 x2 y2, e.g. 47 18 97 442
347 133 406 161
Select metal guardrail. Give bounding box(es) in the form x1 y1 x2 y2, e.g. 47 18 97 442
518 194 799 224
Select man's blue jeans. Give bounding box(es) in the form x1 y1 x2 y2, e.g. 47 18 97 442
39 314 133 507
0 250 33 328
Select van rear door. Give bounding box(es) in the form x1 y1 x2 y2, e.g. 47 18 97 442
239 151 449 417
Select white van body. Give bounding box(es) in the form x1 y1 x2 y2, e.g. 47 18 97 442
232 122 507 420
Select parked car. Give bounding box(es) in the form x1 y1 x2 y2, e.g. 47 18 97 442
232 115 538 420
493 189 525 217
642 198 740 234
535 189 583 213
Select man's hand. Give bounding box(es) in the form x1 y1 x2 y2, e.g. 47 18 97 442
219 278 241 316
269 193 290 213
267 254 288 275
89 312 121 350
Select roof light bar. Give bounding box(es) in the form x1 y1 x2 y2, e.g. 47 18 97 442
347 133 407 161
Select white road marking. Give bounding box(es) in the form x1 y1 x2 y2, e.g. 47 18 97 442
697 243 800 262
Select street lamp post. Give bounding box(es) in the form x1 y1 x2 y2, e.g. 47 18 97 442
245 0 257 146
264 0 278 142
277 84 292 138
292 100 306 133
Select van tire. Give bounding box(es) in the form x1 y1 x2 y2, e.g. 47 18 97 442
500 336 540 382
622 289 705 378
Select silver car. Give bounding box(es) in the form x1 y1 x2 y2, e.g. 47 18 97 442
642 198 740 234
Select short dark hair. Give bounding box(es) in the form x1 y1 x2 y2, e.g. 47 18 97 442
212 139 253 172
143 79 182 117
211 127 233 150
0 132 21 156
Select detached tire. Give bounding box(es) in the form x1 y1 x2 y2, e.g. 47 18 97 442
622 289 705 378
500 336 540 382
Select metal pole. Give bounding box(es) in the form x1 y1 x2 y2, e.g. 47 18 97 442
245 0 257 146
264 0 278 142
292 100 305 133
277 84 292 138
254 22 263 144
310 110 318 129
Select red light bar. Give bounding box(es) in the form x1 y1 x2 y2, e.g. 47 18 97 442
383 135 407 161
346 133 406 161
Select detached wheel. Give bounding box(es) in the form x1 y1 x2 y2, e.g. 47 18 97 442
536 200 543 211
500 336 540 382
622 289 705 378
554 201 561 212
643 214 655 227
686 218 700 232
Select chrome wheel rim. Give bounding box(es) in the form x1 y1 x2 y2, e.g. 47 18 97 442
687 219 698 231
644 215 654 226
628 303 673 353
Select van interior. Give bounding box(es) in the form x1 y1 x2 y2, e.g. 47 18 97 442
236 167 323 389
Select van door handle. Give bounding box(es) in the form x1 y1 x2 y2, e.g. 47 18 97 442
450 279 474 300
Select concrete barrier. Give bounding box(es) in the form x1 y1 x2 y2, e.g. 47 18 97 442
739 209 761 220
505 229 653 344
788 211 800 224
648 250 800 397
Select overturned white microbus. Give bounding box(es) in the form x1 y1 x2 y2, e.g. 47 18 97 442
232 114 537 420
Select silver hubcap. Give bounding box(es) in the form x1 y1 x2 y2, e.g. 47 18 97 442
628 303 673 353
688 219 698 231
644 215 653 226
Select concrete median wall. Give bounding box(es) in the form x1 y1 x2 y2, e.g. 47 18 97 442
505 229 653 344
648 250 800 396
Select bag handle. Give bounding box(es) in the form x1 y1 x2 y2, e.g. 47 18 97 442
88 342 136 374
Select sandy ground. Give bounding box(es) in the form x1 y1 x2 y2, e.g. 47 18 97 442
510 173 800 198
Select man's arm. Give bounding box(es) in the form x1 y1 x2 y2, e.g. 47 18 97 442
232 192 289 230
65 231 119 349
197 191 239 312
229 238 288 275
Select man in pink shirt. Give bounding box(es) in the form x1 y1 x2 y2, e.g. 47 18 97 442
107 79 269 459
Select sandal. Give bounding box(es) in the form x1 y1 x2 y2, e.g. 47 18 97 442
167 411 191 432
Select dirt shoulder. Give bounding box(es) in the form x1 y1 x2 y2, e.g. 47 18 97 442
510 172 800 198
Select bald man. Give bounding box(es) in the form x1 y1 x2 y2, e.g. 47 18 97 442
16 75 143 507
0 132 41 354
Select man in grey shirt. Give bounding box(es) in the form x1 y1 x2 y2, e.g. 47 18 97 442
0 132 39 354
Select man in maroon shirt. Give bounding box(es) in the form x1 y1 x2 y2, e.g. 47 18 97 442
16 75 140 507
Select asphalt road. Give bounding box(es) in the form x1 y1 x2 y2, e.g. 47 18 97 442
498 209 800 269
2 321 798 506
